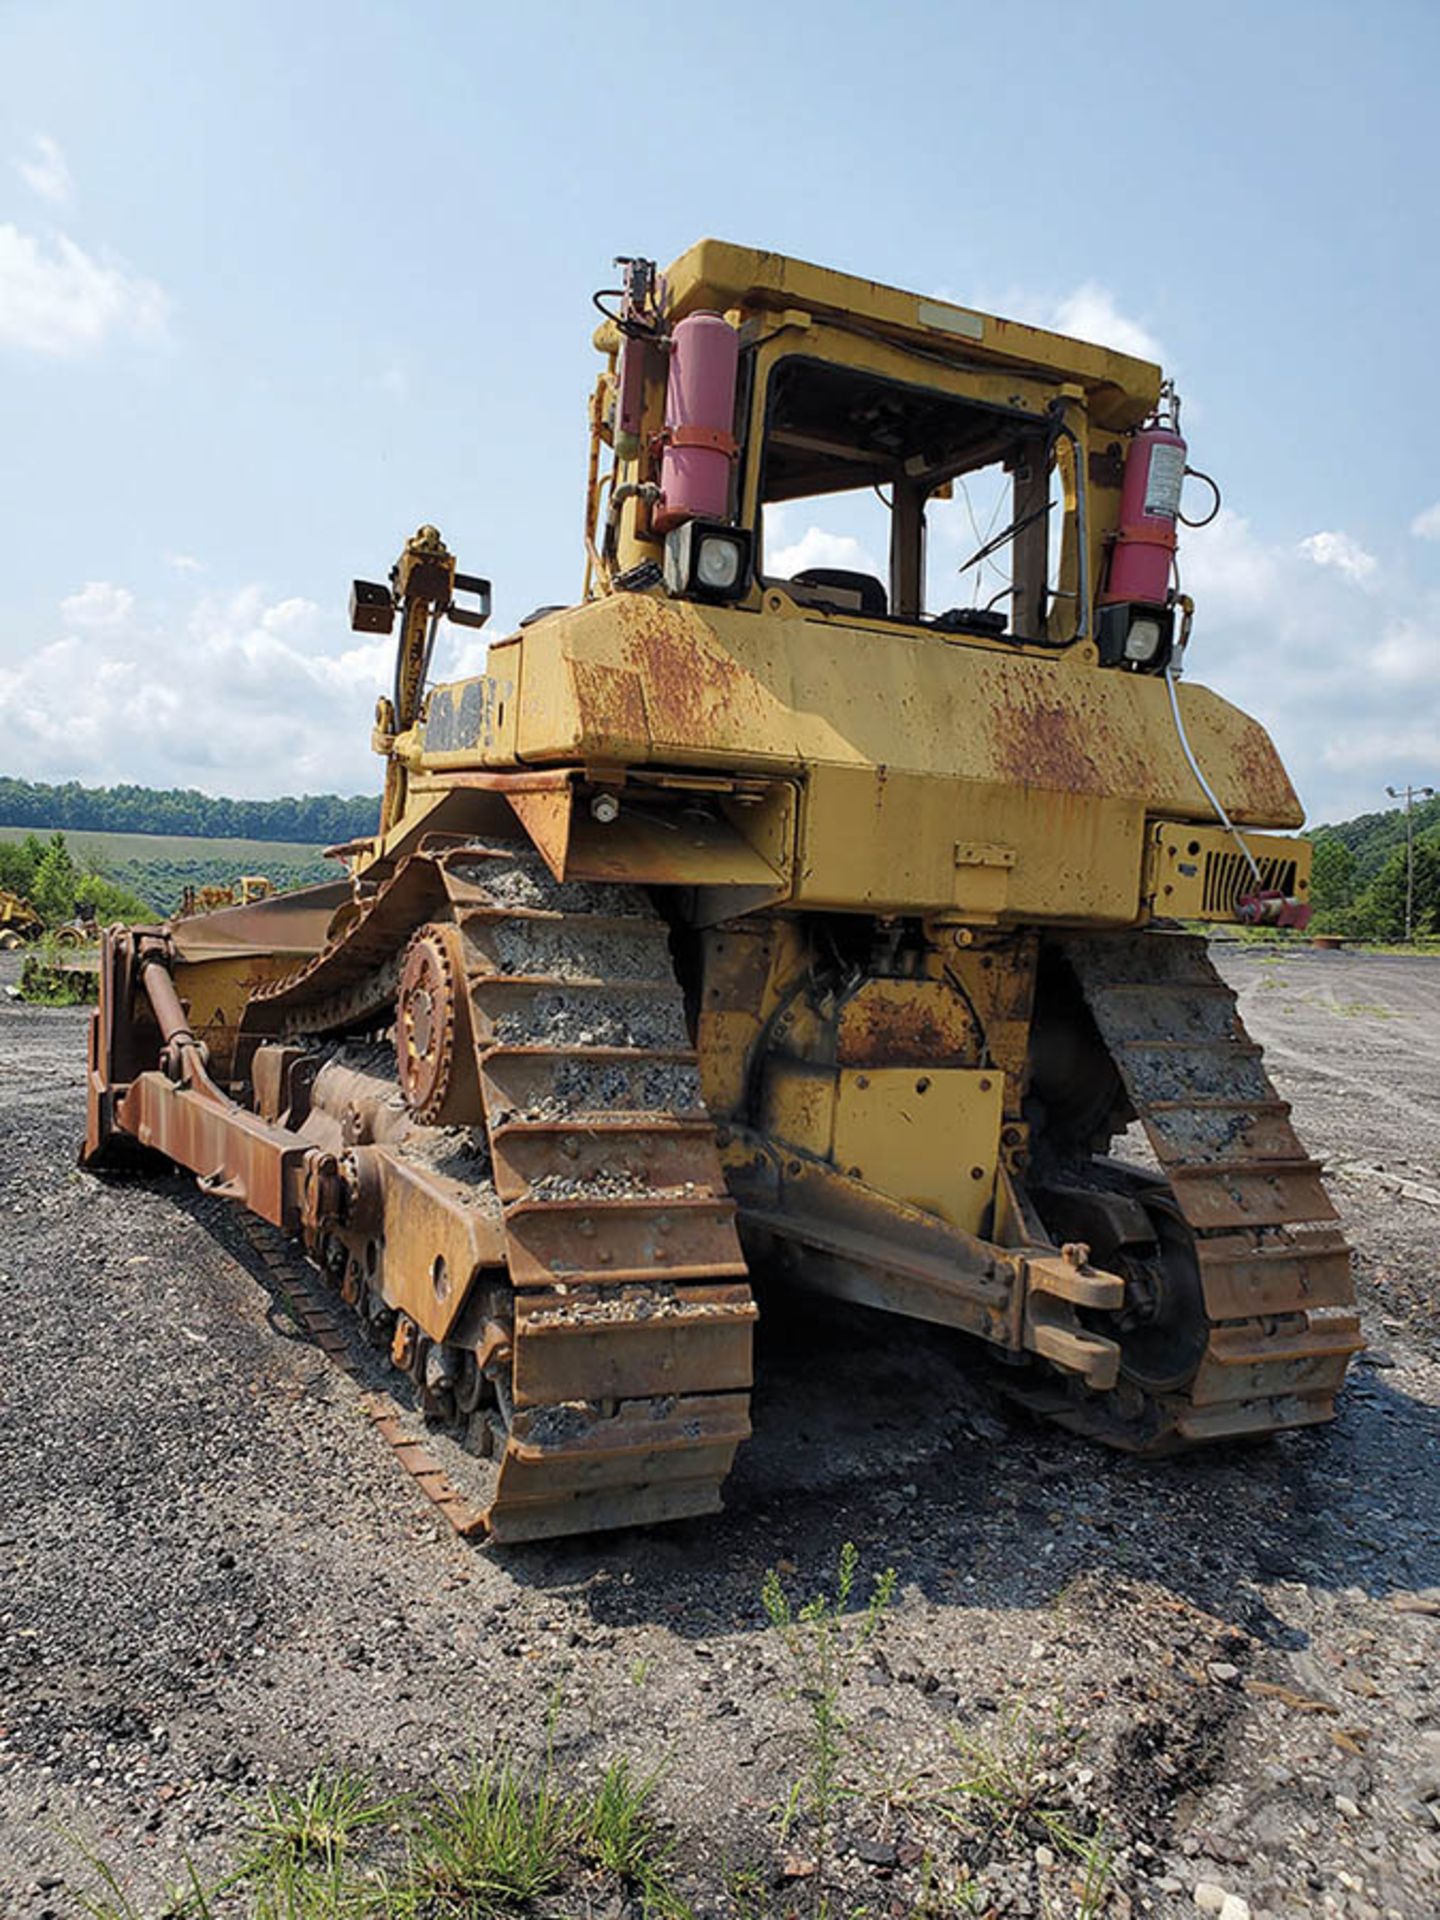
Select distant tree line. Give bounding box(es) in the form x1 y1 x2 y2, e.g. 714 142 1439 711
0 778 378 846
1309 790 1440 941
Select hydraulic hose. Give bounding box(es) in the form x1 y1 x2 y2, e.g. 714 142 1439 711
1163 667 1262 887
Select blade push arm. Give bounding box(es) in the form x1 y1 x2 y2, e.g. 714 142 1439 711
350 524 491 839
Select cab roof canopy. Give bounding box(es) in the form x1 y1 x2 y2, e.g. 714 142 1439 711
662 239 1162 432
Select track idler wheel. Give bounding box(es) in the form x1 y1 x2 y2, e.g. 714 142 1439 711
395 922 480 1125
1030 1177 1209 1395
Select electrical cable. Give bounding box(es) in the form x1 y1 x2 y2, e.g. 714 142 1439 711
1163 667 1262 886
957 477 989 585
1179 467 1222 529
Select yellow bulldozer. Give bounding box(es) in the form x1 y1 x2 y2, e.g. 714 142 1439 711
179 874 276 918
0 888 43 951
82 242 1360 1541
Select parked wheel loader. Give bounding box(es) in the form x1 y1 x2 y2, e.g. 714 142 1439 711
82 242 1361 1541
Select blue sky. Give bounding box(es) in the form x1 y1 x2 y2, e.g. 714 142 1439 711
3 0 1438 822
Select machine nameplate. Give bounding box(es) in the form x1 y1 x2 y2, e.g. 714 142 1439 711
916 299 985 341
424 676 511 752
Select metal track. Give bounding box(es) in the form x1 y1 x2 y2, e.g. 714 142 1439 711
241 840 756 1543
1027 931 1362 1446
242 1217 490 1535
439 851 755 1542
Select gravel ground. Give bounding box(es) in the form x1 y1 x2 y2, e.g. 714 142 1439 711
1 942 1438 1919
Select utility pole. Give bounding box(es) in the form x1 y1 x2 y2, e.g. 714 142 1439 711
1385 782 1436 942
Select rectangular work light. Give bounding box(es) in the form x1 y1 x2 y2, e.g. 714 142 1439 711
1096 602 1175 674
662 520 753 603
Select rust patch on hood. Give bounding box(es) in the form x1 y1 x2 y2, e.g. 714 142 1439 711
989 691 1108 795
611 595 769 751
567 656 650 755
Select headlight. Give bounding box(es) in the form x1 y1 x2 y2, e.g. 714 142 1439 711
696 535 742 592
1123 615 1163 663
1097 602 1175 672
662 520 753 602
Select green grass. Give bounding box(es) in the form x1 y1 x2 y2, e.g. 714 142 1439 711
939 1704 1116 1916
582 1758 687 1913
761 1543 897 1912
414 1752 574 1911
942 1700 1078 1838
73 1754 689 1920
239 1773 400 1878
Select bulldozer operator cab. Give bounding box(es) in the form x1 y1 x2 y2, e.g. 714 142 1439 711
588 241 1172 672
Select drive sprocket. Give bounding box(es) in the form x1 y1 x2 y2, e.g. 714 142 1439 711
395 921 478 1125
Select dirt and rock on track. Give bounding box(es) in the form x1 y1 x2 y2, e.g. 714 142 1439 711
2 941 1438 1919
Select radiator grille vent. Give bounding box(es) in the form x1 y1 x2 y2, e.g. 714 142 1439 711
1202 848 1298 915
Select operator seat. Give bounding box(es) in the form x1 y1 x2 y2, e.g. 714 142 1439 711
787 567 888 617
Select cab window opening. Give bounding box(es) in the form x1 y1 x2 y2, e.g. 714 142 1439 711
752 353 1057 641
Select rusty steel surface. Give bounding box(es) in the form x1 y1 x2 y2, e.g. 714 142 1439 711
833 975 979 1068
429 849 755 1539
394 921 479 1125
170 879 352 958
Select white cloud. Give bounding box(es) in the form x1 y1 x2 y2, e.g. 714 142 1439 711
16 133 72 206
165 552 204 573
940 278 1165 366
1370 618 1440 687
1046 282 1164 363
1176 511 1440 823
1181 509 1282 609
1319 720 1440 773
60 580 135 628
0 576 461 798
0 224 168 355
1297 528 1377 585
768 527 881 579
1410 501 1440 542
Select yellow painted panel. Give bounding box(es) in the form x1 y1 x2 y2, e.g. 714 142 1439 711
798 767 1146 923
1143 822 1312 921
497 594 1302 832
660 240 1161 430
832 1067 1003 1233
764 1059 836 1162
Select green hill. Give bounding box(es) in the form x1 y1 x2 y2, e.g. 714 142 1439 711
0 778 378 919
0 776 377 847
1309 792 1440 940
0 824 340 919
1311 791 1440 883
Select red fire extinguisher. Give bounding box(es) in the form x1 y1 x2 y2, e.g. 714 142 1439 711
1102 384 1188 609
